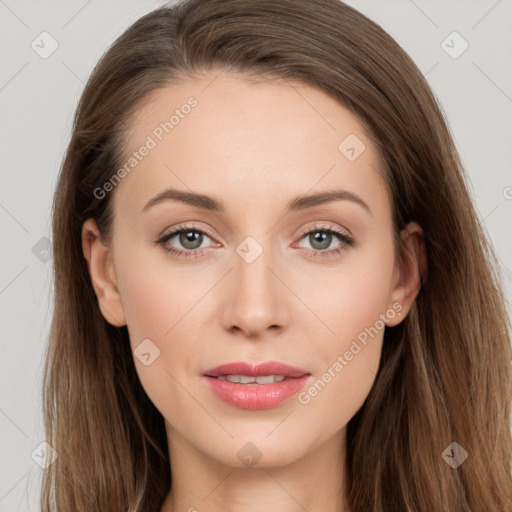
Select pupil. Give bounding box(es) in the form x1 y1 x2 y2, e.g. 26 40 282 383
180 230 202 249
311 231 331 250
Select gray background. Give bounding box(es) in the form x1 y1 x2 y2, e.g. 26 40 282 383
1 1 511 510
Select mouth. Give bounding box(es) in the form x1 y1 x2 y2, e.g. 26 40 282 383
202 361 312 409
202 360 310 379
211 374 292 384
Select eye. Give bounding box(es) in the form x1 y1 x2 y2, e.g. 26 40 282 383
294 224 355 258
154 222 355 259
154 223 218 258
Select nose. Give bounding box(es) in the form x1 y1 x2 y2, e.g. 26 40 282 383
220 244 289 338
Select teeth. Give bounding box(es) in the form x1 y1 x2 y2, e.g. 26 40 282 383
217 375 286 384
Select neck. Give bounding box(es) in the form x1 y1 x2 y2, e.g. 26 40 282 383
160 421 350 512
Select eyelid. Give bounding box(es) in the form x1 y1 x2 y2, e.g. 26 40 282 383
291 223 354 252
159 221 351 242
156 221 355 258
295 222 352 241
159 222 219 243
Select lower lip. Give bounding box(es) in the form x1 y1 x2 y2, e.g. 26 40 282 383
203 375 311 410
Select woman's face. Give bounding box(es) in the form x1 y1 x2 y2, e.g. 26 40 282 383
83 70 422 469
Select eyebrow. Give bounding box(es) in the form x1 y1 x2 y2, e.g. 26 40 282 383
141 187 372 215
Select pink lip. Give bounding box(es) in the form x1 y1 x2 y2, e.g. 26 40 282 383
203 361 310 378
202 361 312 410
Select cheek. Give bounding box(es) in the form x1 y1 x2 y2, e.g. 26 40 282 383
293 232 395 350
120 271 173 344
296 297 387 444
116 241 202 342
116 258 197 421
114 244 214 400
294 237 395 426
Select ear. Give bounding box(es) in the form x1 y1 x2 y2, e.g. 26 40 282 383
81 218 126 327
386 221 427 327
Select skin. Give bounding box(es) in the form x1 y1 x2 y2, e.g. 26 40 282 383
82 70 425 512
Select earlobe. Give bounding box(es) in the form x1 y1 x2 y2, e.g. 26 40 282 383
81 219 127 327
386 221 427 327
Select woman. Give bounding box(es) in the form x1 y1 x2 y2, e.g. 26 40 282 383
42 0 512 510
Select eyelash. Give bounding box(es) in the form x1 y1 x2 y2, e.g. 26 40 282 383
154 223 355 260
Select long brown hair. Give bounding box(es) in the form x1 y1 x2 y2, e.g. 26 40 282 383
42 0 512 510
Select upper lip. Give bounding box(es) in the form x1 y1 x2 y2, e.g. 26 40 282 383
203 361 310 378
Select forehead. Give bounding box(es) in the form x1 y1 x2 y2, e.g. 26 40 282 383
114 71 388 218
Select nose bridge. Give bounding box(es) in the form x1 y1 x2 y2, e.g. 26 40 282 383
221 233 288 335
